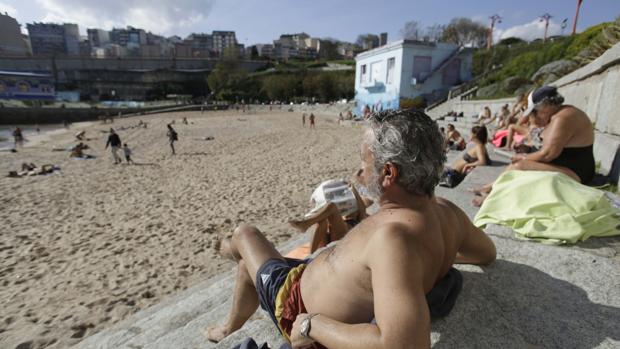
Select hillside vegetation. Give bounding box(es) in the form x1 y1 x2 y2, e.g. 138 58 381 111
471 17 620 99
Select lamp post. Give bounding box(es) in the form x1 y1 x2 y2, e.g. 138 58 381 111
572 0 583 35
487 14 502 50
539 13 552 42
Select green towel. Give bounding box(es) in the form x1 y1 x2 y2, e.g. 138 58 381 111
474 170 620 244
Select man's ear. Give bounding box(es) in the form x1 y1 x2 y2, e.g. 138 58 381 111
382 162 398 187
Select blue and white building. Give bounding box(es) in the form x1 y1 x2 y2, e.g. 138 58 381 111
354 40 473 114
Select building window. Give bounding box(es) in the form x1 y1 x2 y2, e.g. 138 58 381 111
360 64 367 83
386 57 395 84
442 59 461 85
412 56 432 81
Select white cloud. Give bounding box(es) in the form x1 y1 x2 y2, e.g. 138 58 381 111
494 18 566 42
0 1 18 17
34 0 214 36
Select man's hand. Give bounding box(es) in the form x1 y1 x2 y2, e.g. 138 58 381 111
290 313 316 349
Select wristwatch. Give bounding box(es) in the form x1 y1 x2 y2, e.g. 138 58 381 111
300 313 319 338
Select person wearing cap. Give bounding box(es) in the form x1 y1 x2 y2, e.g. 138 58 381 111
472 86 595 206
205 109 496 348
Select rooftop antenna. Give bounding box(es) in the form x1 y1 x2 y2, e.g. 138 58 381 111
487 14 502 50
539 13 552 42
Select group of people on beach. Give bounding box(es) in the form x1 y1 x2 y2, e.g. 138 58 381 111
301 113 316 129
437 86 595 206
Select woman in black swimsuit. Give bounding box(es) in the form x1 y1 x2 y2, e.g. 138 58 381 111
472 86 595 206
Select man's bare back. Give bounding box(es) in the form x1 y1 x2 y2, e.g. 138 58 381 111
301 196 493 326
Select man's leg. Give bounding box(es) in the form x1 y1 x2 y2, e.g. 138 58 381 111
205 224 284 342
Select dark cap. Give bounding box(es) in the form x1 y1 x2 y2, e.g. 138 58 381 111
523 86 559 116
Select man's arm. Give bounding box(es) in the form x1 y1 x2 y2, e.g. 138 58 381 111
454 209 496 265
293 226 431 349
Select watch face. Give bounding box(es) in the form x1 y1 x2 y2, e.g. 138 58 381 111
301 319 310 336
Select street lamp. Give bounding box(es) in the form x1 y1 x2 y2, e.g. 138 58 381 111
487 14 502 50
539 13 552 42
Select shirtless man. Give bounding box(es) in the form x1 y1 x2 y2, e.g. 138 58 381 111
205 109 496 348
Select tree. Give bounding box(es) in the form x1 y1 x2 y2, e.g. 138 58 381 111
442 17 487 47
400 21 422 40
319 38 343 60
355 34 380 49
425 24 445 42
250 46 259 60
207 47 248 100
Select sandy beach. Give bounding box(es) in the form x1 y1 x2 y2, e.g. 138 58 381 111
0 110 363 348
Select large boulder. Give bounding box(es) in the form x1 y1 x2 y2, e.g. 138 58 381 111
476 82 502 98
515 83 536 97
502 76 531 94
531 59 578 85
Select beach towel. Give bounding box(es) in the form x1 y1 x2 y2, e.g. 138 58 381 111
492 129 524 148
474 170 620 244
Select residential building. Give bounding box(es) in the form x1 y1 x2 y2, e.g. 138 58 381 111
0 71 55 101
27 22 80 56
186 33 213 57
354 40 473 114
255 44 273 58
212 31 237 55
63 24 80 55
174 43 192 58
110 26 147 48
0 13 31 56
87 29 110 48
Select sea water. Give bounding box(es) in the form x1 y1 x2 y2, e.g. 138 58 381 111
0 124 64 149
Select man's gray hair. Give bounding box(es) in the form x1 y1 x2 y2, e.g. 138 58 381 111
367 109 446 196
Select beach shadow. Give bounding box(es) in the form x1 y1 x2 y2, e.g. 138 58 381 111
489 159 508 167
180 152 210 157
132 162 161 167
432 260 620 348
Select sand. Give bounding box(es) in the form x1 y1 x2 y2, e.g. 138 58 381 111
0 110 363 349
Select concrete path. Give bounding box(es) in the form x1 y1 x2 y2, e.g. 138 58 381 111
73 150 620 349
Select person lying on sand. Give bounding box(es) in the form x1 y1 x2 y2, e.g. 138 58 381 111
204 109 496 348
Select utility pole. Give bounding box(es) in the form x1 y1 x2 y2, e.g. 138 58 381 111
572 0 583 35
539 13 552 42
487 14 502 50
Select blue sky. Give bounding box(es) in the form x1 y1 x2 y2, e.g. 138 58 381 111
1 0 618 44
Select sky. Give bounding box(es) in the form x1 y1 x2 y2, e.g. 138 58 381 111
1 0 619 45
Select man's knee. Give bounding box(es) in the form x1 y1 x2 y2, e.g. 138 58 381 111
232 224 262 242
510 160 526 171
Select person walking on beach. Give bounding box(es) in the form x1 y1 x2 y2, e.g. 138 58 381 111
12 127 24 149
105 128 122 164
123 143 134 164
302 113 306 127
167 124 178 155
309 113 316 129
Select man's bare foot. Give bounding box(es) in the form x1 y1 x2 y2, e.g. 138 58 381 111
213 237 235 260
472 193 489 207
288 219 313 232
203 325 230 343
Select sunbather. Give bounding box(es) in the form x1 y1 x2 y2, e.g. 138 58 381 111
472 86 595 206
204 109 496 348
444 124 465 151
441 126 490 188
